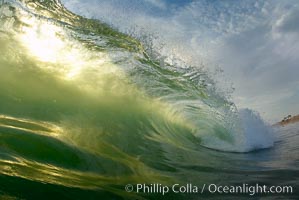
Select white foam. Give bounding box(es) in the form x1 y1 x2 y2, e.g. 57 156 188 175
197 108 275 153
237 108 275 152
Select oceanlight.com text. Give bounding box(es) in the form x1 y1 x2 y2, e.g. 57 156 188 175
125 183 293 196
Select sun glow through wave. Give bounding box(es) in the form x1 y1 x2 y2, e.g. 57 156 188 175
18 16 89 79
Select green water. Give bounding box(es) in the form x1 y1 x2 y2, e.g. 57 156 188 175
0 0 298 199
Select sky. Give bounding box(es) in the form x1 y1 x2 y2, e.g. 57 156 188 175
62 0 299 123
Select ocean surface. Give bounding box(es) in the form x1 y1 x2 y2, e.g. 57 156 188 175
0 0 298 199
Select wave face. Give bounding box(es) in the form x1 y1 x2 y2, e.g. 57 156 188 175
0 1 289 199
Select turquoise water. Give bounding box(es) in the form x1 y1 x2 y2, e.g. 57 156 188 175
0 0 298 199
